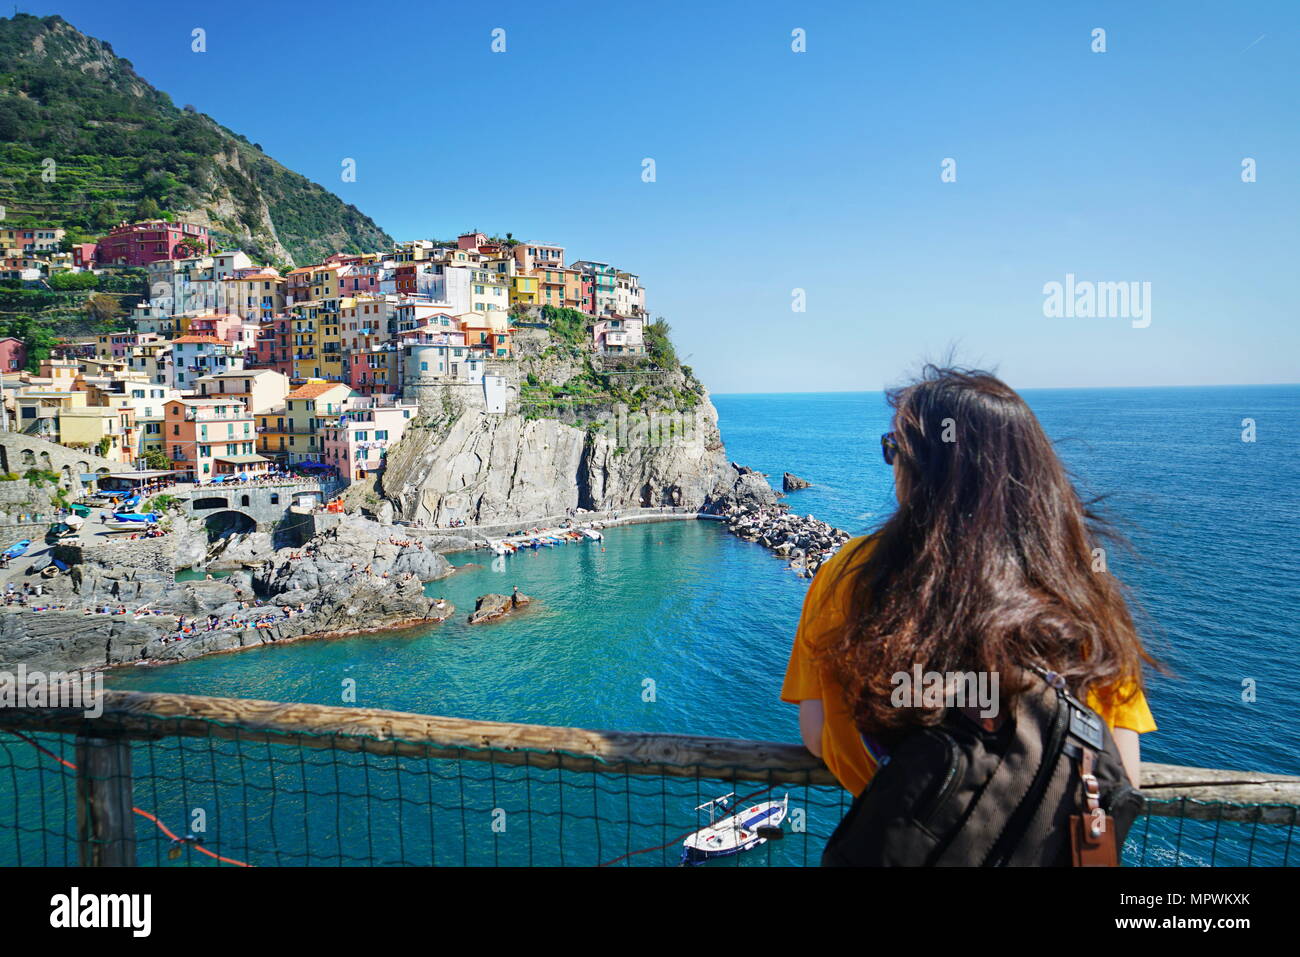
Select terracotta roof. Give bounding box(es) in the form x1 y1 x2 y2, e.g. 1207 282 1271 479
171 336 227 345
286 382 348 400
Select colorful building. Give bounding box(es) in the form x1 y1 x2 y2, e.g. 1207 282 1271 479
59 405 138 464
571 261 619 316
282 381 353 464
167 336 245 392
196 368 290 415
96 220 211 267
322 398 417 482
594 316 645 356
509 273 539 306
457 312 512 357
0 337 27 373
219 270 285 321
165 397 265 480
247 316 295 379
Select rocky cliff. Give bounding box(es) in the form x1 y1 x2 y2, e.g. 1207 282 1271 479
377 326 774 525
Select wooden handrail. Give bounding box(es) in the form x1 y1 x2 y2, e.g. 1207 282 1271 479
1 689 1297 822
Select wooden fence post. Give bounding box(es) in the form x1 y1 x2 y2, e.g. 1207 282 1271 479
75 734 135 866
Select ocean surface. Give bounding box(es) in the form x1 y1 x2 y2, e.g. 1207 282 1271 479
4 385 1297 866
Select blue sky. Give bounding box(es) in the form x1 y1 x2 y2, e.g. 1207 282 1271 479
22 0 1300 393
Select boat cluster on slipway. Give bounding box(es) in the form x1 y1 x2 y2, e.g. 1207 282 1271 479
486 525 604 555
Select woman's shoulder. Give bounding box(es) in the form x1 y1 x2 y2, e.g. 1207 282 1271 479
814 534 877 582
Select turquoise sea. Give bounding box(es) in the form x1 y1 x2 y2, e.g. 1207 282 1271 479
3 385 1297 866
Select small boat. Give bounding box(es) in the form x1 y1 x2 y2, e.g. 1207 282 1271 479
40 558 69 579
111 511 160 524
581 528 603 541
681 793 788 866
44 522 79 545
3 540 31 560
488 541 509 556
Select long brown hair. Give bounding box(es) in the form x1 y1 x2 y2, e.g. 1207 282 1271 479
825 365 1155 733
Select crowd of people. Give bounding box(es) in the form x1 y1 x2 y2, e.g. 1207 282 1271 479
4 582 49 607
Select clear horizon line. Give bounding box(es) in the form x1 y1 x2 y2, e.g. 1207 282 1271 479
710 381 1300 397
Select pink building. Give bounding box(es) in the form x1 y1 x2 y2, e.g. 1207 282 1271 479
322 398 417 481
0 337 27 372
337 264 382 296
71 243 97 268
187 314 244 343
347 347 400 396
247 316 295 380
96 220 211 267
100 331 161 359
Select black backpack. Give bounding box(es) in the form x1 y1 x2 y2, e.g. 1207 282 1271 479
821 669 1145 866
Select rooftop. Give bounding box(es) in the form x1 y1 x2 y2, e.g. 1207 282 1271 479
287 382 350 400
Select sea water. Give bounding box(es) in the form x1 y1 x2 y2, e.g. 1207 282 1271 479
4 385 1296 866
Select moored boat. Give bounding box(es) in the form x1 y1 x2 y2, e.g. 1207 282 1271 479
681 792 788 865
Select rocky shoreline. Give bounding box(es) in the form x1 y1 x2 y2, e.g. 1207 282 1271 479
0 456 847 672
0 511 461 673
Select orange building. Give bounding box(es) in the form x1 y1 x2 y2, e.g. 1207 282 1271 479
165 397 268 482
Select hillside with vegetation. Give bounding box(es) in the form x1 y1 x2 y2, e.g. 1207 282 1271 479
0 13 392 267
515 305 705 430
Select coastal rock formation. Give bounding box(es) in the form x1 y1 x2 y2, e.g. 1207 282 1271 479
707 462 781 512
379 365 741 526
467 591 532 625
783 472 812 491
721 502 852 578
253 513 453 594
0 579 455 672
0 511 459 671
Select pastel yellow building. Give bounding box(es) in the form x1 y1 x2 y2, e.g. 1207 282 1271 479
220 270 286 320
510 273 540 306
58 406 137 464
284 381 352 463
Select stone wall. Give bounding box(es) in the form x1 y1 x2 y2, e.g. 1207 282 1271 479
0 479 60 540
0 432 118 482
57 537 173 574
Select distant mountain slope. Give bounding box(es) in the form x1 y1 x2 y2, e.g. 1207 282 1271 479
0 13 392 266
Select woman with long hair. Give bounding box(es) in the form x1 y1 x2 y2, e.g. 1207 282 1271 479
782 365 1156 800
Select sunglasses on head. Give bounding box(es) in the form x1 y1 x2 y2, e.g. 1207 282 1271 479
880 431 899 466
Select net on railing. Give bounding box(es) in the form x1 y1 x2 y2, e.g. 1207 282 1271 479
1 698 1296 868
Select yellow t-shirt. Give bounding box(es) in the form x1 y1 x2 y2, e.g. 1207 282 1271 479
781 536 1157 795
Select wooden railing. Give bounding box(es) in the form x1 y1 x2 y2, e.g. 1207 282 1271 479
1 690 1297 865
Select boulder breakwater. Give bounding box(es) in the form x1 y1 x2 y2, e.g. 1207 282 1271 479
718 501 853 578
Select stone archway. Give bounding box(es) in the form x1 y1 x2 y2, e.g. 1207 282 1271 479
203 510 257 542
19 448 35 469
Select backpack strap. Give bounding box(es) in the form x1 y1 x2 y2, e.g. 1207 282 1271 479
1069 748 1120 865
